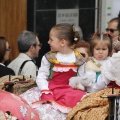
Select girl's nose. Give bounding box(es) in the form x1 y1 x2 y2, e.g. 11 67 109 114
99 50 103 53
48 40 50 44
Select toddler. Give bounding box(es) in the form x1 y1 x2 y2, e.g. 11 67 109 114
69 33 112 92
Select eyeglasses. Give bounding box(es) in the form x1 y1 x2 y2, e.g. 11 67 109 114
33 43 42 48
6 46 11 51
106 28 118 33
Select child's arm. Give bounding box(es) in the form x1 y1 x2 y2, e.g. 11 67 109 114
77 63 85 76
93 74 110 92
36 56 51 91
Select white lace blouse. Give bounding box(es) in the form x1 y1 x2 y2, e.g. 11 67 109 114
93 51 120 92
77 57 110 92
36 52 78 91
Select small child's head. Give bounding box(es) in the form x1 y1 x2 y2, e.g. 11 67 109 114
75 41 90 61
48 23 80 52
90 34 112 60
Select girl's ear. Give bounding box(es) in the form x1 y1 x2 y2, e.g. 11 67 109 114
60 39 66 46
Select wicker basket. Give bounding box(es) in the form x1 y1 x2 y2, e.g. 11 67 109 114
0 75 37 95
12 80 37 95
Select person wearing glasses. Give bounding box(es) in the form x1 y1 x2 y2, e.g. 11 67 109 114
0 36 15 77
8 30 41 79
106 12 120 54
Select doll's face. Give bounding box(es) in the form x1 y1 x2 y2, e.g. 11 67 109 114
76 47 89 62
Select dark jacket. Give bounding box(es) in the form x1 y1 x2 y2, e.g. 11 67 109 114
0 64 15 77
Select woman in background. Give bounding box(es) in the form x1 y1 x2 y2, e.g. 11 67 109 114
74 41 90 62
0 36 15 77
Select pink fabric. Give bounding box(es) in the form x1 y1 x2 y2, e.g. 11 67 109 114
41 93 54 101
41 69 86 108
0 90 40 120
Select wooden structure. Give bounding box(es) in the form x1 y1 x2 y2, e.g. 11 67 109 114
0 0 27 60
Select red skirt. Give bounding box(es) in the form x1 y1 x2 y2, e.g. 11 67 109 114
41 69 86 109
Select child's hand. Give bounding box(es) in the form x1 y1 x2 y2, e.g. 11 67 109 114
40 93 54 103
69 76 81 89
74 84 79 89
69 76 89 91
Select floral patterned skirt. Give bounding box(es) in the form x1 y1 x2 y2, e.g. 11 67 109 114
20 87 67 120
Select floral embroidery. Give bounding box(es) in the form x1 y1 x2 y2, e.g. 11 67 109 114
21 87 67 120
20 106 28 117
46 50 85 66
30 112 35 119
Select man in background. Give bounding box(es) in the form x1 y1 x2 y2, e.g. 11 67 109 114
8 30 41 79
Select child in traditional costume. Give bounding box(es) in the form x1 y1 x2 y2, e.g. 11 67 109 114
21 23 86 119
67 33 120 120
69 34 112 92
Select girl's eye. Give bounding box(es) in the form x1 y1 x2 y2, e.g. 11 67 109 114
95 48 100 50
102 48 107 50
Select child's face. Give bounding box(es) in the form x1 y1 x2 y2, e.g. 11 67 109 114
93 41 109 60
48 29 61 52
76 47 89 62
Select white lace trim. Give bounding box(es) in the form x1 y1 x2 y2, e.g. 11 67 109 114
31 100 71 113
53 67 77 72
51 102 71 113
57 52 76 63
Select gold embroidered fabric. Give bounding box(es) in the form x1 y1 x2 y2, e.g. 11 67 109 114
66 88 120 120
45 50 85 66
